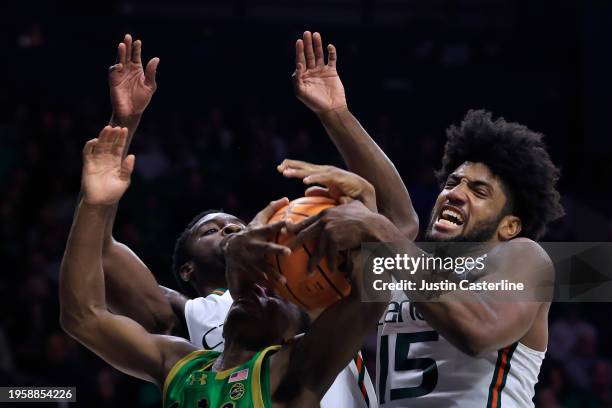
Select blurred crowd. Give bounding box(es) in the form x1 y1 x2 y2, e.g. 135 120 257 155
2 2 612 406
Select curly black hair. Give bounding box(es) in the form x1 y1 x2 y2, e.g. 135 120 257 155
171 209 224 295
435 110 564 240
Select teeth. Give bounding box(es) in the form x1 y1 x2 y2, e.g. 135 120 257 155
442 209 463 221
438 208 464 227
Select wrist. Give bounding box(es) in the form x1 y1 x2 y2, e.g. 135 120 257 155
79 199 114 214
362 213 401 243
315 105 350 120
110 112 142 128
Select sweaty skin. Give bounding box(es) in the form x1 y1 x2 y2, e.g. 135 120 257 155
100 31 417 337
60 129 388 406
288 161 553 357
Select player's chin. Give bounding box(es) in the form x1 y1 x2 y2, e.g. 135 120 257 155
234 302 264 321
428 222 464 241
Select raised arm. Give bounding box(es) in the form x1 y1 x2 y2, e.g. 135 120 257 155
100 35 179 334
289 31 418 239
277 160 377 212
287 205 553 357
270 202 390 404
107 33 159 146
409 239 553 356
60 127 195 385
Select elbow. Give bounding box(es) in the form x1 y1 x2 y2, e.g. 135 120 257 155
59 304 100 340
459 338 490 358
59 312 82 338
453 328 498 358
102 235 117 251
399 216 419 241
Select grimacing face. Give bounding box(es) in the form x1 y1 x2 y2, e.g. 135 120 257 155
426 162 516 242
186 212 246 277
222 283 303 351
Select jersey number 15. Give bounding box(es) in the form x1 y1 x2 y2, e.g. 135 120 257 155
378 331 439 403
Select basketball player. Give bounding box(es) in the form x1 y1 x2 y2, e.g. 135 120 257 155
286 108 564 406
59 125 389 407
98 33 417 407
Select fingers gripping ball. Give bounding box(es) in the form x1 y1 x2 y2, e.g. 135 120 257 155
267 197 351 311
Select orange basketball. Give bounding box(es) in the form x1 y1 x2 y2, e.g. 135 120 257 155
267 196 351 312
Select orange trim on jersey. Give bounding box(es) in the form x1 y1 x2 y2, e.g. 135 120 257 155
353 352 369 407
355 354 363 372
490 347 510 407
486 343 517 408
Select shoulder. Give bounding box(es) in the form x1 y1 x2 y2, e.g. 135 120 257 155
487 238 554 284
154 335 199 386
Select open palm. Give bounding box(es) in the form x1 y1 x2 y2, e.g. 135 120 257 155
82 126 135 206
293 32 347 113
109 34 159 121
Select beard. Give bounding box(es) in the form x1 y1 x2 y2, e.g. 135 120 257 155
425 210 504 243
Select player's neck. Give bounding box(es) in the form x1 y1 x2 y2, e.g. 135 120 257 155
195 281 227 297
213 341 256 371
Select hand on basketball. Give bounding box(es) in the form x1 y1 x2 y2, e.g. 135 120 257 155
277 159 377 212
223 198 292 298
109 34 159 123
286 200 378 274
293 31 347 114
81 126 135 206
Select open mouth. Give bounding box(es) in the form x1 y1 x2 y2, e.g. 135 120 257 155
436 205 465 228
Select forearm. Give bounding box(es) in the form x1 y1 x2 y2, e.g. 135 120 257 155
103 241 179 334
413 299 498 356
60 201 110 328
60 202 184 385
103 114 139 240
413 297 537 356
299 295 387 398
391 245 544 355
318 107 418 238
110 113 141 147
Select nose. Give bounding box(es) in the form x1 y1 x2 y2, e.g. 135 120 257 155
446 182 468 205
222 223 243 236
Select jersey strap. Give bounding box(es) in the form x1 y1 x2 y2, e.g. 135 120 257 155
353 352 370 407
163 349 217 401
486 342 518 408
252 345 281 408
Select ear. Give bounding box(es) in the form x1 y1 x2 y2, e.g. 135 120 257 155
497 215 522 241
179 262 194 283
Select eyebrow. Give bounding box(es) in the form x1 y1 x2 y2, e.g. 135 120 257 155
448 173 494 192
196 217 245 232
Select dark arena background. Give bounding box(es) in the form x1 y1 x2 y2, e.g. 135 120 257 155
2 0 612 406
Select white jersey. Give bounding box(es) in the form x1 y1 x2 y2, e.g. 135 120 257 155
185 289 378 408
376 290 544 407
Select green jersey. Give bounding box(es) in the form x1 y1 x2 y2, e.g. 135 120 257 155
163 345 280 408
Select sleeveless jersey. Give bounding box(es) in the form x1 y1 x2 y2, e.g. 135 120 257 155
163 345 279 408
185 290 378 408
376 290 544 407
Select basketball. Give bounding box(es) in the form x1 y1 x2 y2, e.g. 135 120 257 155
267 196 352 312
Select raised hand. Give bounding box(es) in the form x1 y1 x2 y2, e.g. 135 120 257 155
82 126 135 206
109 34 159 123
286 200 380 274
277 159 377 212
223 198 292 298
293 31 347 114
